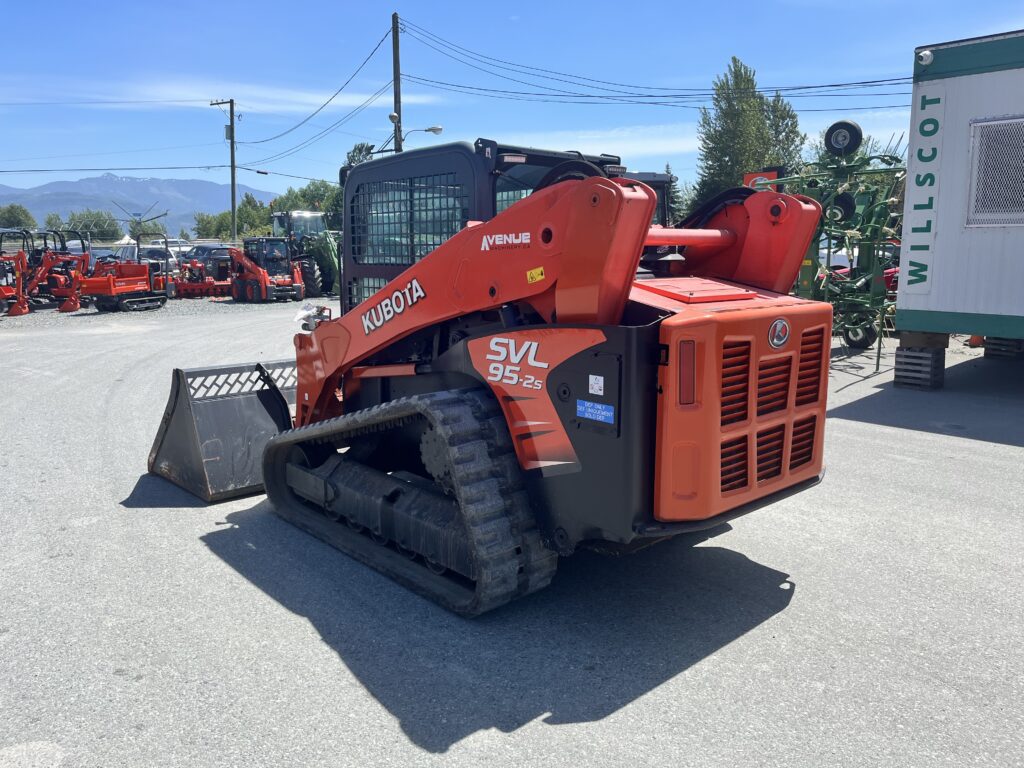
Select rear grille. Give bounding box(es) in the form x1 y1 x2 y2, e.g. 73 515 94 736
720 437 749 493
721 341 751 426
756 357 792 416
796 328 825 405
756 425 786 482
790 416 817 470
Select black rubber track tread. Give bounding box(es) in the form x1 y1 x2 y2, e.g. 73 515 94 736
263 388 557 616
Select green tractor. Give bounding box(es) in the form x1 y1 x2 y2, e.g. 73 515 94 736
270 210 341 298
753 120 905 350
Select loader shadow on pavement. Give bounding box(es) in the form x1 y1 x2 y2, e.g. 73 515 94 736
202 502 795 753
828 355 1024 447
121 474 208 508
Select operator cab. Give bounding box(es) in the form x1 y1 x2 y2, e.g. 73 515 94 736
243 237 292 276
338 138 672 314
271 211 326 239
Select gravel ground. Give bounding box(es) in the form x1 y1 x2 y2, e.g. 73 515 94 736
0 300 1022 768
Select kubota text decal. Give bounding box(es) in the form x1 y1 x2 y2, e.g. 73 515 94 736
361 278 426 335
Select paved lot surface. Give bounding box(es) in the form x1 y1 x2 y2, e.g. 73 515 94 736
1 302 1022 767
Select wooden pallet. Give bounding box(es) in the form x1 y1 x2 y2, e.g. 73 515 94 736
983 337 1024 360
894 347 945 389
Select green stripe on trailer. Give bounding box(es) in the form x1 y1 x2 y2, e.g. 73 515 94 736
915 31 1024 82
896 309 1024 338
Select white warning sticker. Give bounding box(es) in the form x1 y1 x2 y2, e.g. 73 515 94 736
588 374 604 396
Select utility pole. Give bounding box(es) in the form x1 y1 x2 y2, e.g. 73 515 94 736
211 98 237 241
391 12 403 153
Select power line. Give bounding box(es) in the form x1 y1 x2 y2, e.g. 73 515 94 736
238 167 339 185
401 17 912 97
401 75 910 112
402 28 909 111
238 29 391 145
233 104 376 141
402 27 691 109
0 165 230 174
245 82 392 166
0 98 211 107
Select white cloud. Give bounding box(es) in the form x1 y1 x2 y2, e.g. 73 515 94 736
137 79 437 113
0 75 437 113
500 123 700 162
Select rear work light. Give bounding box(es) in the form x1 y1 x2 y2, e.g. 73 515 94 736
678 340 696 405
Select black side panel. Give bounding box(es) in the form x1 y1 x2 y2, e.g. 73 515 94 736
434 323 662 548
531 324 661 548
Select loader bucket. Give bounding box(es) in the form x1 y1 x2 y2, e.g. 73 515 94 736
148 360 297 502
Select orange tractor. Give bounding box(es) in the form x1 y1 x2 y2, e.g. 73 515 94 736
229 238 305 302
0 229 30 316
80 233 173 312
150 175 831 615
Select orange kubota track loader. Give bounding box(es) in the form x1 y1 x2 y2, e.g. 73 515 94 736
149 177 831 615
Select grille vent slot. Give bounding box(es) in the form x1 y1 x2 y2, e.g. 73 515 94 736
757 357 792 416
720 437 749 493
756 425 786 482
790 416 817 470
796 328 825 406
721 341 751 426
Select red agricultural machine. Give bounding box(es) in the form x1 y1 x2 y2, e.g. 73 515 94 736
0 229 30 316
80 233 173 312
0 229 90 315
230 238 305 302
172 247 233 298
150 171 832 616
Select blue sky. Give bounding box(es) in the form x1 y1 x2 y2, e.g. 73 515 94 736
1 0 1022 195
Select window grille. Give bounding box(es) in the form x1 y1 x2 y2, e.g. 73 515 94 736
347 277 389 308
967 117 1024 226
348 173 468 265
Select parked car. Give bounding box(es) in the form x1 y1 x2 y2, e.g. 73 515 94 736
153 238 191 257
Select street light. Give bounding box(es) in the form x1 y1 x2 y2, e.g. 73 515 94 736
376 125 444 154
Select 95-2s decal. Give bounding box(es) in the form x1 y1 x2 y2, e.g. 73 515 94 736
467 328 606 472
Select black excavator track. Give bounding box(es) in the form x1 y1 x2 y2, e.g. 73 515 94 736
262 388 557 616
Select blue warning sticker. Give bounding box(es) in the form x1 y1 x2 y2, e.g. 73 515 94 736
576 399 615 424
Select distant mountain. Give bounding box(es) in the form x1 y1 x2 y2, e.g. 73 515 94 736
0 174 277 236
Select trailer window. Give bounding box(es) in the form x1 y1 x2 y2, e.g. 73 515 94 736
348 173 468 266
967 117 1024 226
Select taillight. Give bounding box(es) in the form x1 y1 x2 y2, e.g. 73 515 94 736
678 340 695 405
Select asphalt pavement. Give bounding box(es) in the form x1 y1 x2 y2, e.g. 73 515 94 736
1 301 1021 767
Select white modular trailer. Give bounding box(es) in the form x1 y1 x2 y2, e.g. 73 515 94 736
895 30 1024 385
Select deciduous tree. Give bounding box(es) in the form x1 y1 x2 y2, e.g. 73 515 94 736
0 204 37 229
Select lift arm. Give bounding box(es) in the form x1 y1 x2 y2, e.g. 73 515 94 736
292 178 820 426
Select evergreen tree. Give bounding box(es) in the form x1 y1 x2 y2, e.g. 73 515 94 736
346 142 374 166
694 57 805 204
664 164 687 224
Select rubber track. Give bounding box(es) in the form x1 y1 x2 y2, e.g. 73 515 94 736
263 388 557 616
